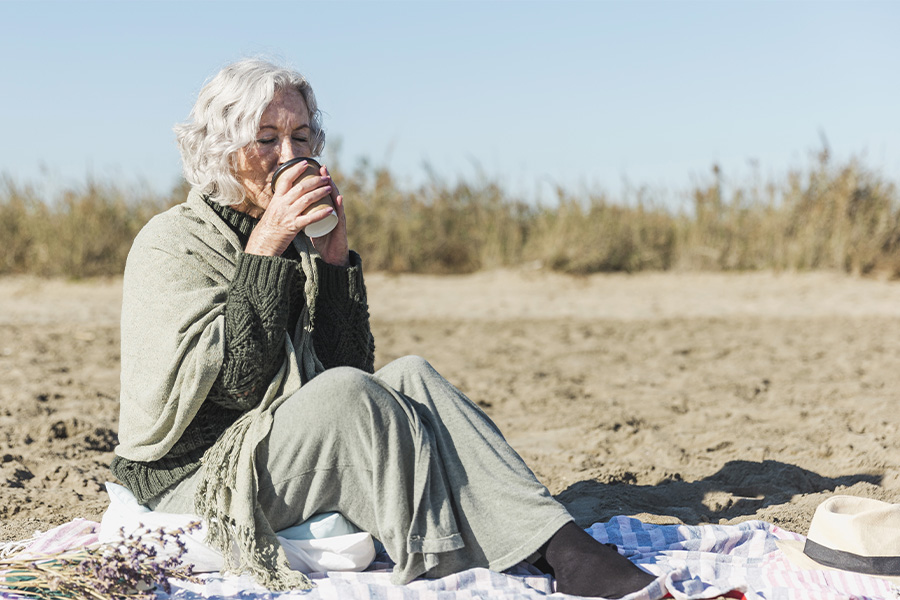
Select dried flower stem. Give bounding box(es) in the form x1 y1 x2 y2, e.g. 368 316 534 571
0 523 203 600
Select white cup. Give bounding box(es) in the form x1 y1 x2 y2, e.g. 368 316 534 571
271 157 338 238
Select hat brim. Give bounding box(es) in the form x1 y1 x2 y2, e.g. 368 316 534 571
776 539 900 585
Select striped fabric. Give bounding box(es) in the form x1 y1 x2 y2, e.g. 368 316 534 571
0 518 98 559
4 516 900 599
592 516 900 600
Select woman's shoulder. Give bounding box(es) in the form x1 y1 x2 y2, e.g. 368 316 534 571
125 190 241 284
133 189 237 253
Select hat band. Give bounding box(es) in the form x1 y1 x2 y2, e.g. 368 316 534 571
805 539 900 577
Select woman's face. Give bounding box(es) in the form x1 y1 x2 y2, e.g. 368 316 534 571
234 88 313 213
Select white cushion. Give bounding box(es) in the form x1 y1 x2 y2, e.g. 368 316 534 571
100 482 375 574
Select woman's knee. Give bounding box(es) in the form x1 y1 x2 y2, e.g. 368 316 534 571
376 355 436 384
315 366 379 396
395 355 434 372
283 366 408 428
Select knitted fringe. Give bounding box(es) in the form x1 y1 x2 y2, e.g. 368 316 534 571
192 236 327 591
194 393 314 591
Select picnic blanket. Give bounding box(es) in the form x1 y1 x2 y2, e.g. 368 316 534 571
4 515 900 600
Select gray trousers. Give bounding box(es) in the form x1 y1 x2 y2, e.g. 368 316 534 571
149 355 572 584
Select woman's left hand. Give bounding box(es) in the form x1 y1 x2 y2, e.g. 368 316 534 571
310 165 350 267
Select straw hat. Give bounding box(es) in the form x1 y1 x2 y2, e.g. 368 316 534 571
776 495 900 584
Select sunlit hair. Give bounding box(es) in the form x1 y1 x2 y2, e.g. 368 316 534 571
174 58 325 206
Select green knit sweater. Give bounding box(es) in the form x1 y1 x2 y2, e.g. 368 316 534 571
111 199 375 504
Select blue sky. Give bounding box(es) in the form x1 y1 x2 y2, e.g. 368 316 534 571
2 1 898 206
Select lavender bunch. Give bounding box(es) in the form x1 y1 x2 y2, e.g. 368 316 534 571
0 523 203 600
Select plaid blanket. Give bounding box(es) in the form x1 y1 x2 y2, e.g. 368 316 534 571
4 516 900 599
594 517 900 600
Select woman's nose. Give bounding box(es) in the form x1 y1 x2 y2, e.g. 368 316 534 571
278 138 299 164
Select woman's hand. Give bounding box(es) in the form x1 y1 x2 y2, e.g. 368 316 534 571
310 165 350 267
244 161 350 266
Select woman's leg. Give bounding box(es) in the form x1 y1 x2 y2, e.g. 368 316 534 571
254 364 469 584
375 356 656 598
151 357 654 596
371 356 572 576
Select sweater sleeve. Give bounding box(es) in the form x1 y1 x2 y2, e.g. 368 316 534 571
206 251 302 411
311 251 376 373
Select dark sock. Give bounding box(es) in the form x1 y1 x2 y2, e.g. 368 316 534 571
531 554 554 576
540 522 656 599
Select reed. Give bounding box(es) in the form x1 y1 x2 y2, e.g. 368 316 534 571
0 177 184 277
2 150 897 278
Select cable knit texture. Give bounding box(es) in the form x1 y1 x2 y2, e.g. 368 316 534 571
111 195 375 504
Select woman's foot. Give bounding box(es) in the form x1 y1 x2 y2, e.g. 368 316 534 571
540 522 657 598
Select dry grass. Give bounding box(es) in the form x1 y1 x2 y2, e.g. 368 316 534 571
0 177 186 278
2 149 898 278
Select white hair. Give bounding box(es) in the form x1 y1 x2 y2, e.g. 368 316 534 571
175 58 325 206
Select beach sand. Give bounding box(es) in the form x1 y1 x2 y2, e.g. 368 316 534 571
2 270 899 542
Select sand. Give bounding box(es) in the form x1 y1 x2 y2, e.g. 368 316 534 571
2 270 900 542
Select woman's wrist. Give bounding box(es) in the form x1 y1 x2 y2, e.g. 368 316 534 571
322 252 351 268
245 226 293 256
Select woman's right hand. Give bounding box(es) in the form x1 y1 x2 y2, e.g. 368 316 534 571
244 160 335 256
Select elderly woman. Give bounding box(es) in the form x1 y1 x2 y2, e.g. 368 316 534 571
110 58 656 599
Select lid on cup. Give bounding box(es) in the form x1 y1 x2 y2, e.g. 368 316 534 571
271 157 321 192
